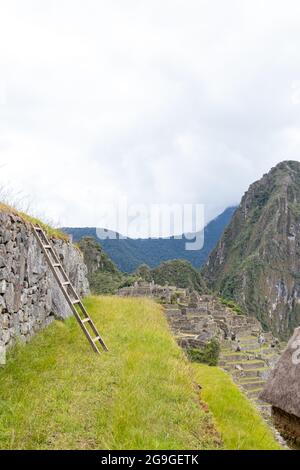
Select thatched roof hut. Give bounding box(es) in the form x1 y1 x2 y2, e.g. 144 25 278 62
260 327 300 443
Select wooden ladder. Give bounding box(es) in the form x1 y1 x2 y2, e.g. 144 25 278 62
32 224 108 354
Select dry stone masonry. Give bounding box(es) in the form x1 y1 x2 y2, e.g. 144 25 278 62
0 211 89 352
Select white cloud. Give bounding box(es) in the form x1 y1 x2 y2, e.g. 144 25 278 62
0 0 300 234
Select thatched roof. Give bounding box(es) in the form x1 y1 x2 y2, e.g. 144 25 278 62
260 327 300 418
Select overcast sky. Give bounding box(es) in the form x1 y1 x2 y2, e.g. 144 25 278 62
1 0 300 236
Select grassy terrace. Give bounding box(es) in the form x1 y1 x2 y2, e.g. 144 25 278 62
194 365 281 450
0 202 67 240
0 296 281 450
0 297 220 450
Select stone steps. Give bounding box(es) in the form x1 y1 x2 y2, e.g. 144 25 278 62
246 387 264 398
239 376 265 383
232 367 269 378
217 334 287 447
220 353 251 361
255 400 272 408
239 379 266 390
238 342 260 350
239 335 257 340
222 360 266 370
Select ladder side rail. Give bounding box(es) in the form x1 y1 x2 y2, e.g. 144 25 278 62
74 300 108 351
69 304 101 353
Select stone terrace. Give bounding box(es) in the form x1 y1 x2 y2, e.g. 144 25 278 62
164 295 284 418
118 283 285 420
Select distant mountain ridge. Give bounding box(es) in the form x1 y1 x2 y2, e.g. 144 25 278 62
203 161 300 339
62 207 236 272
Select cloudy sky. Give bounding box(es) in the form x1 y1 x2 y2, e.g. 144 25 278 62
1 0 300 236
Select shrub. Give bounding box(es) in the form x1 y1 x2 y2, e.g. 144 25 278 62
187 339 220 366
219 298 245 315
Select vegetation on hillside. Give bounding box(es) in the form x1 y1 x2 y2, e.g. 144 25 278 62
219 297 245 315
78 237 133 294
78 237 208 295
134 263 153 281
78 237 120 275
187 339 220 366
0 297 221 450
151 259 207 293
203 161 300 338
134 259 208 293
194 364 281 450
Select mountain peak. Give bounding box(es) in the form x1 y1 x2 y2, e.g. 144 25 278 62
203 161 300 339
272 159 300 172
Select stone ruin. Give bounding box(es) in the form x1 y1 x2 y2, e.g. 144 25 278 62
118 282 262 348
117 281 188 304
118 281 285 421
118 282 264 350
164 293 285 422
165 295 263 350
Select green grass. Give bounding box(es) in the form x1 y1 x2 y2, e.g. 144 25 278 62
0 202 67 240
0 297 221 450
194 364 281 450
219 297 245 315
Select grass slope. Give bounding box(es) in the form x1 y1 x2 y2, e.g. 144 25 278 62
0 202 67 240
0 297 220 450
194 364 281 450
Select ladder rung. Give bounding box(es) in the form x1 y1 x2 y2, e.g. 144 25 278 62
72 299 81 305
53 263 61 267
82 318 90 324
34 226 42 231
44 245 51 249
62 281 70 286
93 336 101 342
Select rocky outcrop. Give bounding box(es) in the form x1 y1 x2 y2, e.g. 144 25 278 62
78 236 123 294
0 211 89 351
203 161 300 339
78 236 119 276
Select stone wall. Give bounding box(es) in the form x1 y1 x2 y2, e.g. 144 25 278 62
272 407 300 446
0 211 89 351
